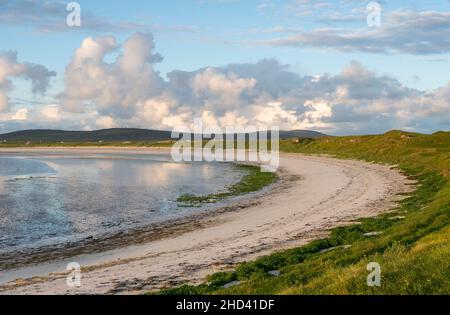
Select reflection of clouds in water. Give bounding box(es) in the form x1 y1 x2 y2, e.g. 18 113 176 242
131 163 163 186
39 160 60 174
140 163 168 186
95 160 114 170
0 157 56 177
201 164 214 179
128 162 185 187
160 162 185 171
0 154 244 251
146 162 235 192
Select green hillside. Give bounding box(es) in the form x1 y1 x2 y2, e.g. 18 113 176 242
0 128 326 146
0 128 173 143
158 131 450 295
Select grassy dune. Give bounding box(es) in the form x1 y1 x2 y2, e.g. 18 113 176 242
159 131 450 295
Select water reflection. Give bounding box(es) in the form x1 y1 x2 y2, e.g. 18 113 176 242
0 153 243 253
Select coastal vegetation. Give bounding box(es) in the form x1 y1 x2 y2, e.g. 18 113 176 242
177 164 277 207
158 130 450 295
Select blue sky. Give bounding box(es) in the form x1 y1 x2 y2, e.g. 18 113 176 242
1 0 450 135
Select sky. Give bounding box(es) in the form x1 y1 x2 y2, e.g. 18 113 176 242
1 0 450 135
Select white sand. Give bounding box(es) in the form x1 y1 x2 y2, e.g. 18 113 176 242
0 150 413 295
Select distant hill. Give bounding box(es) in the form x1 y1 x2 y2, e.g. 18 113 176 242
0 128 327 143
279 130 327 139
0 129 173 143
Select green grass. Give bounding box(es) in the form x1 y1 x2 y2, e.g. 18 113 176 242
177 164 277 207
157 130 450 295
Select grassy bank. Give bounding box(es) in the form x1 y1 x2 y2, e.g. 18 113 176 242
177 164 277 207
158 130 450 295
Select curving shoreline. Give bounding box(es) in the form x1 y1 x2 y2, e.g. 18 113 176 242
0 148 414 295
0 151 277 272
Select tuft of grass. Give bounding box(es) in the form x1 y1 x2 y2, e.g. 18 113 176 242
177 164 277 207
158 131 450 295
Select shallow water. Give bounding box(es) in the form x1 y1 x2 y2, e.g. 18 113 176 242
0 152 244 253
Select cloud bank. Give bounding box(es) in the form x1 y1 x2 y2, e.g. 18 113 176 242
0 51 55 112
264 10 450 55
2 32 450 135
0 0 198 34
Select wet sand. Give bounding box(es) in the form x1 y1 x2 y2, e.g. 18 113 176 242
0 148 414 295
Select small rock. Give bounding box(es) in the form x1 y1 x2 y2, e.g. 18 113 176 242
363 231 383 237
222 280 241 289
319 247 337 254
390 216 406 220
268 270 280 277
319 245 351 254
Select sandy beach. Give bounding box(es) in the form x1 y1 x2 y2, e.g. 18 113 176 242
0 148 414 295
